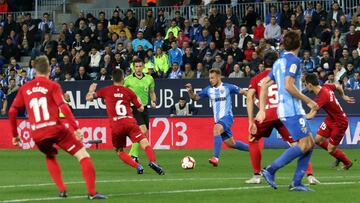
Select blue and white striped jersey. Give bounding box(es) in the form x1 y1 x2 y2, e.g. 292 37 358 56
198 83 240 122
269 52 306 118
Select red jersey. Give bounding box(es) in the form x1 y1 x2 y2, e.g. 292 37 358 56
314 84 348 126
9 77 78 141
249 69 278 121
96 85 141 123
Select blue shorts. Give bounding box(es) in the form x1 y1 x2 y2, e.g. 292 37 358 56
216 115 234 141
280 115 311 141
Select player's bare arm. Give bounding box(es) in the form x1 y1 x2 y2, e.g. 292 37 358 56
86 83 98 101
137 96 145 112
335 84 356 104
285 76 318 110
255 76 273 123
149 88 157 108
1 99 7 115
247 88 257 135
185 83 201 101
306 109 317 120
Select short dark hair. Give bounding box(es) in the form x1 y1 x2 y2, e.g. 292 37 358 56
283 31 301 51
133 58 143 66
263 51 278 68
209 68 221 75
112 69 124 82
34 55 50 74
305 73 320 86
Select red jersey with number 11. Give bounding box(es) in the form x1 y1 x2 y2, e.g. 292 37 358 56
249 70 279 121
96 85 141 121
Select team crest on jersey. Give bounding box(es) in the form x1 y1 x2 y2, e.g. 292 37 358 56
17 120 35 149
220 89 225 94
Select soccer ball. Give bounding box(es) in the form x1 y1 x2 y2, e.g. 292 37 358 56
181 156 196 169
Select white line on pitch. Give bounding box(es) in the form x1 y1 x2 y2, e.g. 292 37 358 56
1 181 359 203
0 175 359 189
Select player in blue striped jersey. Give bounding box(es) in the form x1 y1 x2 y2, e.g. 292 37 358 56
256 31 318 192
186 68 248 167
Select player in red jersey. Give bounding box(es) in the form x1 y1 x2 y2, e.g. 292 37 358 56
86 69 165 175
305 73 354 170
8 56 106 200
246 52 319 185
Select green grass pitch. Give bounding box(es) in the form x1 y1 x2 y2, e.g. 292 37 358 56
0 149 359 203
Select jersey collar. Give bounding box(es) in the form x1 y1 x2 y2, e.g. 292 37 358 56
133 73 145 80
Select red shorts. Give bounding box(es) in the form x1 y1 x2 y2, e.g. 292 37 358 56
252 119 294 143
317 117 348 146
33 125 83 157
111 119 146 149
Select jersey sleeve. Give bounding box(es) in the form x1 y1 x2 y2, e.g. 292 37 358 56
249 77 257 90
198 86 210 99
95 88 105 99
268 70 275 81
11 88 25 109
314 92 328 109
226 83 241 94
129 89 142 108
124 76 130 88
323 84 336 91
52 84 66 106
285 58 300 78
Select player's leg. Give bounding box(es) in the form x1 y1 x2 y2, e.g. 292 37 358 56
57 129 105 199
220 116 248 151
277 121 320 185
209 123 225 166
37 139 67 196
262 116 314 190
316 136 352 169
129 107 148 161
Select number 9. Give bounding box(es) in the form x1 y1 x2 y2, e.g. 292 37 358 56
299 118 306 128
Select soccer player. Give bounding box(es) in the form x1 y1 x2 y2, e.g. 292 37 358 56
246 52 319 185
185 68 249 167
305 73 354 169
124 59 157 163
8 56 106 199
256 31 318 192
86 69 165 175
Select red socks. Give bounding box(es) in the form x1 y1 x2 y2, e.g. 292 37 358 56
118 152 140 168
46 157 67 192
144 146 156 163
306 163 313 176
318 140 351 165
79 157 97 196
249 141 261 174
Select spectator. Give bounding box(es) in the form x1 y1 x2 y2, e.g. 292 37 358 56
38 12 55 34
209 7 225 31
228 40 244 63
123 9 138 36
286 14 301 32
242 64 253 78
169 41 183 67
155 11 168 37
93 22 109 47
137 19 152 41
169 97 196 117
346 63 355 78
98 11 109 28
60 55 75 76
27 59 36 79
195 62 208 79
202 17 217 37
339 48 352 67
0 85 7 116
168 62 183 79
132 31 153 52
280 3 292 29
182 47 196 71
182 63 195 79
2 37 20 61
212 54 225 71
154 47 169 78
213 30 224 49
18 70 30 86
222 55 235 77
314 17 331 45
7 78 18 95
346 25 360 51
173 10 185 29
253 19 265 43
243 41 255 62
301 50 316 73
242 5 259 31
17 24 35 55
99 54 113 74
325 72 335 84
64 72 75 81
226 6 240 27
334 62 347 83
346 71 360 90
183 19 193 40
327 2 344 24
52 66 63 81
264 17 281 46
96 67 111 80
337 15 350 33
145 9 155 31
177 31 190 49
229 63 244 78
313 3 328 26
319 50 335 74
5 68 20 85
265 5 281 25
191 18 202 44
75 66 91 80
352 49 360 70
249 52 262 72
3 14 18 36
0 0 9 13
331 28 346 48
112 52 129 73
301 15 315 51
294 4 305 26
223 19 239 42
72 33 83 51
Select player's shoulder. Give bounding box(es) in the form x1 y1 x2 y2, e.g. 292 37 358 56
124 74 134 81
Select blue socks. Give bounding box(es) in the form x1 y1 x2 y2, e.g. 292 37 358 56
293 150 313 186
266 145 304 174
234 141 249 151
213 135 222 158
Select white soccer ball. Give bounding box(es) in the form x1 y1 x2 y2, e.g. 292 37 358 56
181 156 196 169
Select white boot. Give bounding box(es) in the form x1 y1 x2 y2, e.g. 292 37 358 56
245 175 261 184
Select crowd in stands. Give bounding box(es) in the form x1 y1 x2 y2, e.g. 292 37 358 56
0 1 360 115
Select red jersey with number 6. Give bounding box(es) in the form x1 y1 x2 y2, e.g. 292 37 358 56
249 70 278 121
96 85 141 123
314 84 348 126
